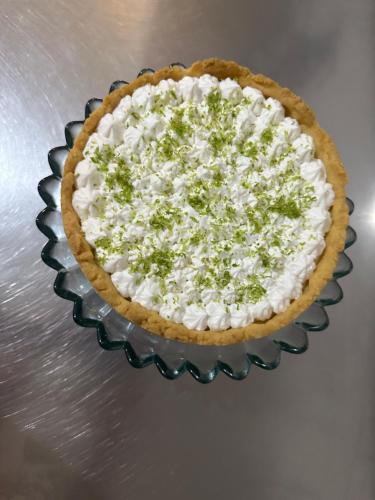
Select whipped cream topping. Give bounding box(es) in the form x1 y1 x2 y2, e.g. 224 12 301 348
72 75 334 331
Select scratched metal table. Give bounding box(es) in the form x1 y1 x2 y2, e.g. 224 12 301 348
0 1 374 499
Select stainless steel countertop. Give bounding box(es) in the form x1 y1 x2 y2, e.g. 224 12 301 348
0 1 374 498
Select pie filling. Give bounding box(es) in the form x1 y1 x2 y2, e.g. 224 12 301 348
72 75 334 331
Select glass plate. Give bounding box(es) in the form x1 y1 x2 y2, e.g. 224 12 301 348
36 64 356 383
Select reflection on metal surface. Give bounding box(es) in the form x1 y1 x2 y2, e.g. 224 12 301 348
1 0 375 498
0 418 103 499
366 197 375 229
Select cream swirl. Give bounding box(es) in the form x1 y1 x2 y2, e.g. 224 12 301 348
206 302 231 331
183 304 208 330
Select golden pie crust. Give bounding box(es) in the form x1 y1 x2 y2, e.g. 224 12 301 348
61 58 348 345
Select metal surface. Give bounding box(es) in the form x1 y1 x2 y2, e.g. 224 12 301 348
0 0 374 498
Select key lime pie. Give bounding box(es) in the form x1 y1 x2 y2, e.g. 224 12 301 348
62 58 348 345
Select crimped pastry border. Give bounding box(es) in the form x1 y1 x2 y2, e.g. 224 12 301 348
61 58 348 346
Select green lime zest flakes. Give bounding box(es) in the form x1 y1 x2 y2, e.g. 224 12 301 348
194 273 212 288
191 178 208 193
152 95 165 115
90 145 116 173
157 133 178 161
237 276 266 303
187 105 198 124
170 109 192 138
113 185 132 205
95 236 112 251
105 160 133 204
165 203 183 222
207 90 222 114
260 127 274 145
212 166 224 187
148 249 174 278
270 231 282 248
257 247 270 268
225 205 236 221
190 230 206 246
159 279 167 295
131 111 140 121
95 236 125 263
208 132 224 154
130 248 174 278
270 196 302 219
270 145 296 167
149 213 172 231
149 205 182 231
239 141 258 160
90 147 133 205
300 184 317 209
246 208 263 233
282 162 301 181
216 270 231 288
187 194 208 214
233 228 246 244
208 130 235 155
130 256 150 276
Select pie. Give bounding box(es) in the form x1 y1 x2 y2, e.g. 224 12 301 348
61 58 348 345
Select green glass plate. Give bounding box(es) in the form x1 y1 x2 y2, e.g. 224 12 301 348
36 64 356 383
